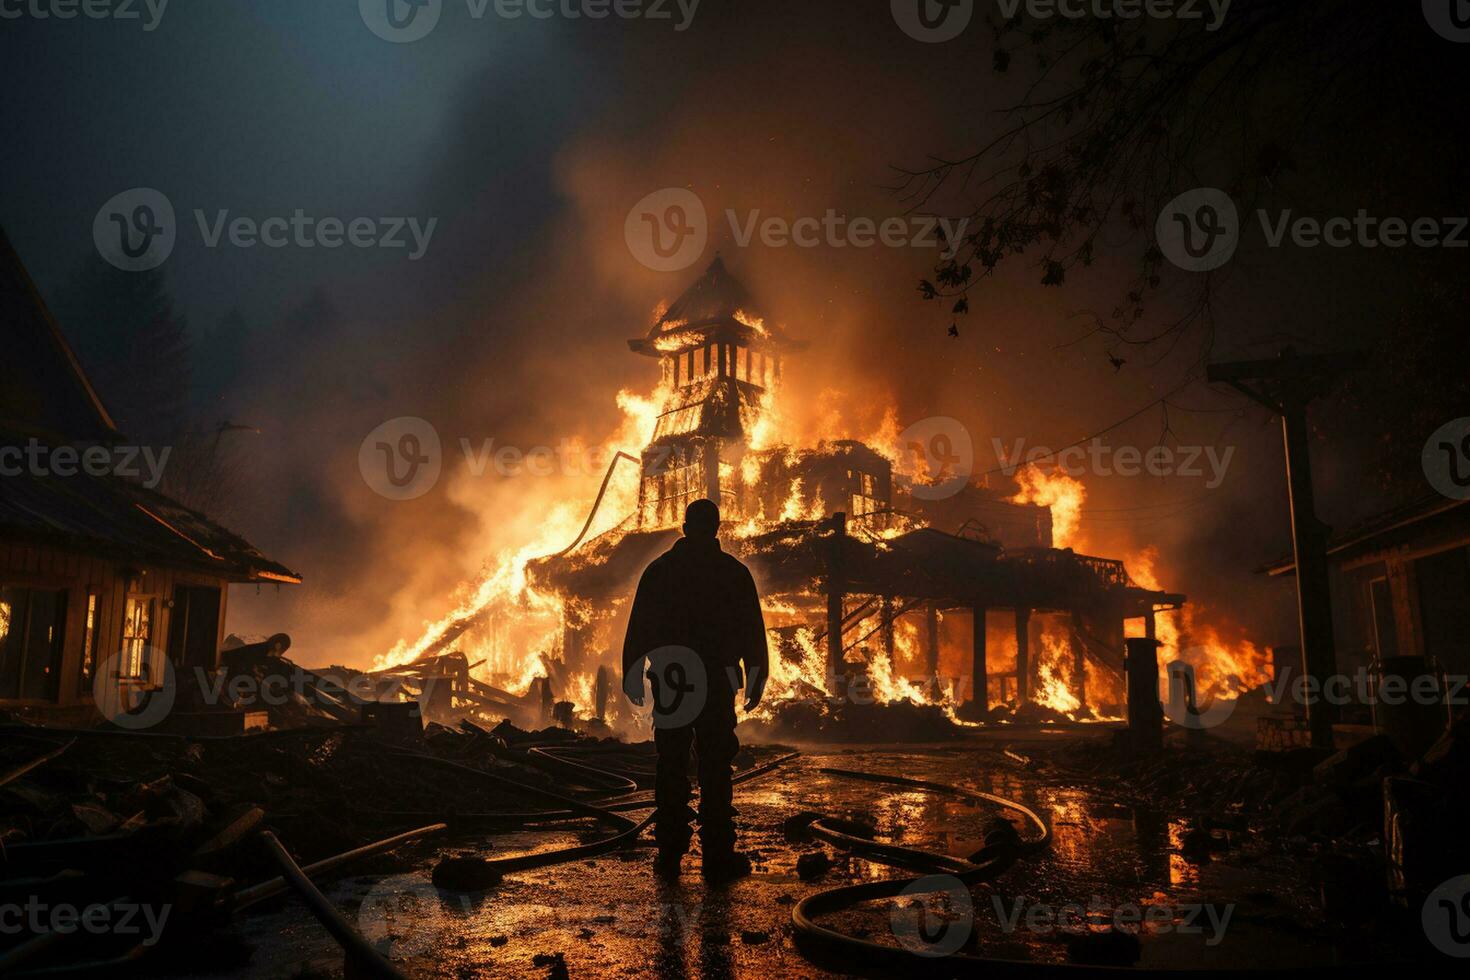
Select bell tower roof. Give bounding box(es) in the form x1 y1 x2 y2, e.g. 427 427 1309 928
628 257 803 357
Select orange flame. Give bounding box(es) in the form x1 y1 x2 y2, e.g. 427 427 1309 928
1009 464 1085 548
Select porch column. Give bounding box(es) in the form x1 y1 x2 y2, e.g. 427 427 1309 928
1015 607 1032 705
971 606 989 719
925 604 940 683
826 513 847 694
881 596 896 671
1070 612 1087 711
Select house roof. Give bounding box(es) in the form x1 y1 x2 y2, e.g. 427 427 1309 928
1263 495 1470 576
0 224 300 584
0 466 301 583
0 225 119 443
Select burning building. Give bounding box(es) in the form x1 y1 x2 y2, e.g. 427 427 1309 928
521 258 1186 723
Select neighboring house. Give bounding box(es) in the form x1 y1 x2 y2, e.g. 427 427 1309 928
0 225 298 718
1266 495 1470 678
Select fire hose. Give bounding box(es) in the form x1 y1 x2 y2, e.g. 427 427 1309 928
789 768 1351 977
378 746 798 875
787 766 1104 975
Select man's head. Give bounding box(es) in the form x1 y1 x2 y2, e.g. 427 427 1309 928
683 498 720 540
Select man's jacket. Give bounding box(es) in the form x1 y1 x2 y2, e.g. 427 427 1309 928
622 536 769 693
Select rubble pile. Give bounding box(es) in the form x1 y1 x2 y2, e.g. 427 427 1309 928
746 695 965 742
0 716 716 975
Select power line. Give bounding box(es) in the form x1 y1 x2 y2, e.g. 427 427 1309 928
976 376 1199 479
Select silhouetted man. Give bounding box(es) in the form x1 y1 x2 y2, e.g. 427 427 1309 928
622 498 768 881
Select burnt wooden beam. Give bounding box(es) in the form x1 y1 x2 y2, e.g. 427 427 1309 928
1070 612 1087 711
971 606 988 720
1015 608 1032 706
826 513 848 692
924 603 940 681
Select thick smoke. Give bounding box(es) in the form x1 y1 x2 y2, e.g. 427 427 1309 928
225 2 1309 668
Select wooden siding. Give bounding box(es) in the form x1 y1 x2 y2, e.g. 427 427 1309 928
0 538 229 708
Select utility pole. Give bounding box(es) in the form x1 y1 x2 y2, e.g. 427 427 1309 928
1207 348 1367 750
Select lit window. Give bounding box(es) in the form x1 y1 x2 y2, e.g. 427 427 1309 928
123 595 154 679
81 592 99 684
0 586 68 701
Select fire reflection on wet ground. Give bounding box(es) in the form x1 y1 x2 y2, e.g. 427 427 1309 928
229 729 1394 978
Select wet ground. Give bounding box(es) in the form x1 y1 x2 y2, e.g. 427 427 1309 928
225 728 1403 978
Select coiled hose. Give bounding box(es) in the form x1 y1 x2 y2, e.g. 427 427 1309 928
790 766 1057 973
383 746 798 875
790 768 1349 978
